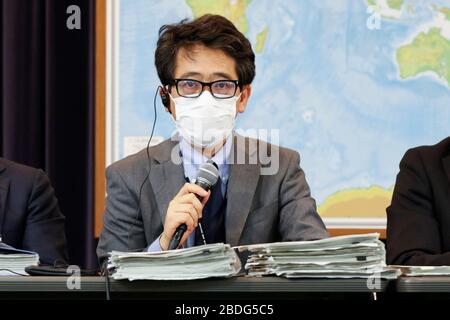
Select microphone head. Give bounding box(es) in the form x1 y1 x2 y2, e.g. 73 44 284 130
195 160 220 190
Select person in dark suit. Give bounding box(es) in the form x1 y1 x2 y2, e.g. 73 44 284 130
0 158 68 265
387 136 450 265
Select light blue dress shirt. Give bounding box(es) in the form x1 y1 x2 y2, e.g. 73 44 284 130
148 134 232 251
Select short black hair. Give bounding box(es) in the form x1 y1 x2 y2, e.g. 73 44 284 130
155 14 256 87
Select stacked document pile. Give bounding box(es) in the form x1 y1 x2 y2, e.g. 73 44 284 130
109 243 241 281
0 242 39 276
238 233 399 279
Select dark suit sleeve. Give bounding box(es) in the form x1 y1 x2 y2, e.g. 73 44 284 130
278 150 329 241
387 149 450 265
22 169 68 265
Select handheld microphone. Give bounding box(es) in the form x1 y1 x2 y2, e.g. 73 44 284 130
168 160 219 250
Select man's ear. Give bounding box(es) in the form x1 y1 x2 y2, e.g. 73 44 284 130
160 86 175 116
236 85 251 114
159 87 170 109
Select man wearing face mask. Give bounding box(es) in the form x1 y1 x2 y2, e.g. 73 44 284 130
97 15 328 259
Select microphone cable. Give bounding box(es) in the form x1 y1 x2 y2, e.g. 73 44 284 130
104 85 159 301
101 259 111 300
126 85 159 248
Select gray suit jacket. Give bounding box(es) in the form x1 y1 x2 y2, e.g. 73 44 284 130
97 134 328 259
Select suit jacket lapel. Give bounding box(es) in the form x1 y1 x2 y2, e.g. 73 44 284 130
226 134 260 246
149 140 186 224
147 135 262 246
0 163 9 238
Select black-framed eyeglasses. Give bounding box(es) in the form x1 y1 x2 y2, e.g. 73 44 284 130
172 79 239 99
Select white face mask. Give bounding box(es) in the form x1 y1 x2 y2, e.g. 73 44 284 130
171 91 240 148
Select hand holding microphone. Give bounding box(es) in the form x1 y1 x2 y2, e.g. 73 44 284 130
160 183 209 250
160 161 220 250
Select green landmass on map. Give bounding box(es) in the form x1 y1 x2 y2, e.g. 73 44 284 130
366 0 403 10
439 7 450 20
431 5 450 20
397 28 450 87
255 26 269 53
186 0 269 54
387 0 404 10
186 0 252 34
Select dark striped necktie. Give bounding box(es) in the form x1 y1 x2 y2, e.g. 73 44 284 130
195 176 226 245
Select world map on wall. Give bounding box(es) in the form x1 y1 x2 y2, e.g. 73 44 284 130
118 0 450 223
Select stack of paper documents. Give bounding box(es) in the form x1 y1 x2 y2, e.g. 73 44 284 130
0 242 39 276
109 243 241 281
237 233 399 279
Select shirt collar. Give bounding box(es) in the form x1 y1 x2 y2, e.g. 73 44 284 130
179 134 233 166
179 134 233 183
